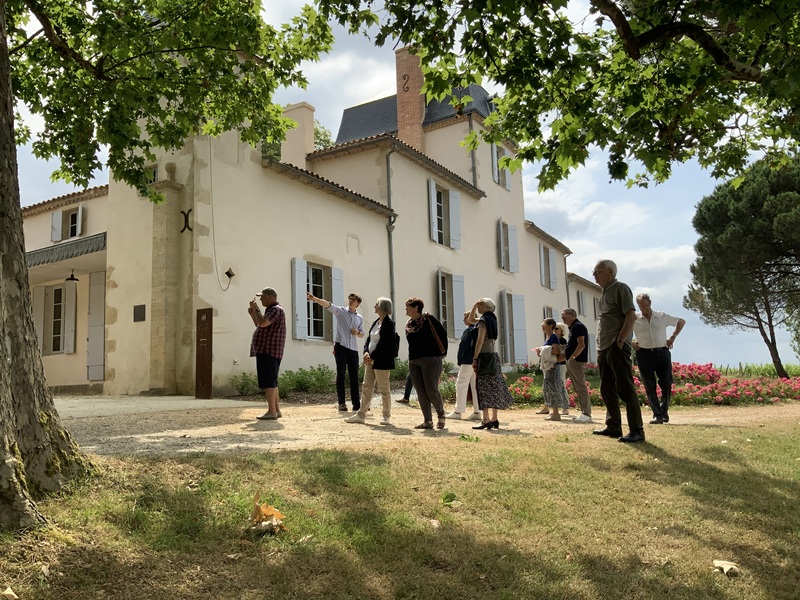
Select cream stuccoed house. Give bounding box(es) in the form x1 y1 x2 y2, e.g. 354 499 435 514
22 48 601 396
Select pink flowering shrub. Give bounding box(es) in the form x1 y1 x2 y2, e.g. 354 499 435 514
634 363 798 406
669 376 800 406
508 375 544 404
508 361 800 407
671 362 722 385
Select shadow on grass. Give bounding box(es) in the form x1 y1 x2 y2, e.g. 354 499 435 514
587 436 800 599
29 445 792 600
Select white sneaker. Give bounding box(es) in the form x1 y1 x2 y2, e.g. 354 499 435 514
380 416 391 426
344 414 365 424
573 414 593 423
446 411 463 419
466 412 482 421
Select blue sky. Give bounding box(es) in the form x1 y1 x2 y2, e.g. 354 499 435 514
15 3 795 369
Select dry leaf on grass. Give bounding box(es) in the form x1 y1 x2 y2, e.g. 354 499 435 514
248 492 287 536
713 560 740 577
2 588 19 600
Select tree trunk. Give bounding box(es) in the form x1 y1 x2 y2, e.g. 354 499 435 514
1 2 93 531
755 318 789 379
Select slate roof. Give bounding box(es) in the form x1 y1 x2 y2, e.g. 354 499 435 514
335 85 495 145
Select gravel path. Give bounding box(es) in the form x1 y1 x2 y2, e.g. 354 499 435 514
57 394 800 456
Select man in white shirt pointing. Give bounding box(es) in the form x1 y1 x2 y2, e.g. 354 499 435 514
632 294 686 425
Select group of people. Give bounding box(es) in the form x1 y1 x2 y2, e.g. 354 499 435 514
547 259 685 443
247 288 514 430
246 258 685 443
530 259 686 442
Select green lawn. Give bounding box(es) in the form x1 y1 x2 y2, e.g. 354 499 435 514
2 404 799 599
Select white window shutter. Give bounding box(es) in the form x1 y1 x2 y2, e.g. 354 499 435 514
491 143 499 184
549 249 558 290
51 210 62 242
448 190 461 248
76 204 84 236
497 219 506 269
331 267 344 342
427 178 438 242
511 294 528 365
452 274 465 338
508 225 519 273
63 280 77 354
504 165 512 191
291 257 308 340
32 287 45 352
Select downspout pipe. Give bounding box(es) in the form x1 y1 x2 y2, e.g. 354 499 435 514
386 148 397 313
564 252 572 309
468 114 478 188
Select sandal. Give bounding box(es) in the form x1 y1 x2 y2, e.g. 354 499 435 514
437 416 446 430
414 421 433 429
536 407 549 414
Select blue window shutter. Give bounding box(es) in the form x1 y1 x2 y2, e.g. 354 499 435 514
291 257 308 340
549 249 558 290
511 294 528 365
452 274 465 338
331 267 344 342
508 225 519 273
428 178 438 242
449 190 461 248
491 143 499 184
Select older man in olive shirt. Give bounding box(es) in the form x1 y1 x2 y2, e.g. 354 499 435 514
591 259 645 443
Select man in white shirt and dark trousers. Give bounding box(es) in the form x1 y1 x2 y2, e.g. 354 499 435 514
307 291 365 411
632 293 686 425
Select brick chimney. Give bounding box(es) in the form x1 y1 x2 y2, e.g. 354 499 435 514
281 102 315 169
395 48 425 152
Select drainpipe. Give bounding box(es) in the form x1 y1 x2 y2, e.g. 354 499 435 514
467 114 478 188
386 148 397 312
564 253 572 308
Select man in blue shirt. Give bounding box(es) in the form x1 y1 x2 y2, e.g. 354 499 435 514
307 291 365 411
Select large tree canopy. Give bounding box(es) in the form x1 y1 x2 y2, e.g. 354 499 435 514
683 157 800 378
1 0 331 531
318 0 800 190
9 0 333 197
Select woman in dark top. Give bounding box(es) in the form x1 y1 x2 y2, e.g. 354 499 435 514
345 297 396 426
404 297 448 430
470 298 514 430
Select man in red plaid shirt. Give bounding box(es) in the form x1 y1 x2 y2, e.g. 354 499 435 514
248 287 286 420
